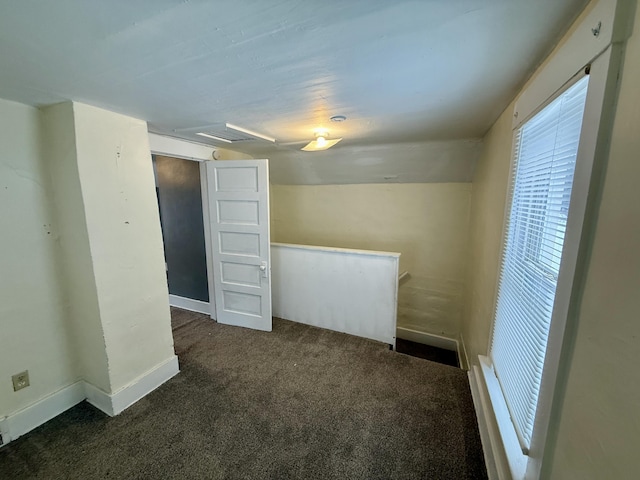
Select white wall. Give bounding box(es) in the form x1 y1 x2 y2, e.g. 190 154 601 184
271 183 471 338
0 99 78 419
42 102 177 395
271 243 400 345
1 99 179 439
72 103 177 392
42 102 111 392
463 0 640 477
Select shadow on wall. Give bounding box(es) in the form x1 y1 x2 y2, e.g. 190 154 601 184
398 275 464 337
263 139 481 185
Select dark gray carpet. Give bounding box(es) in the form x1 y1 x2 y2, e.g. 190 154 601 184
0 308 487 479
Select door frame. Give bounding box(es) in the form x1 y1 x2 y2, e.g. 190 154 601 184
149 133 218 318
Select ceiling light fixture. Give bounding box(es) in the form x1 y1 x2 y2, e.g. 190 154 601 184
301 129 342 152
225 122 276 143
196 132 232 143
330 115 347 122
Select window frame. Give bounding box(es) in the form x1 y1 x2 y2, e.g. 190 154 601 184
478 0 633 476
528 43 625 480
489 69 590 455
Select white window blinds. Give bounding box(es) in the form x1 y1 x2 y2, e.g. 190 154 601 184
490 75 589 451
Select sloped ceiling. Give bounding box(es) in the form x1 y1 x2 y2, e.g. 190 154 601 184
0 0 588 183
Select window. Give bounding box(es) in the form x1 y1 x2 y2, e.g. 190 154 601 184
490 75 589 452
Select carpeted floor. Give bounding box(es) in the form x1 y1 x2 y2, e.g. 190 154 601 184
0 308 487 479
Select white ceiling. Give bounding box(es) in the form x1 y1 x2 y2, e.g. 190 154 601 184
0 0 587 181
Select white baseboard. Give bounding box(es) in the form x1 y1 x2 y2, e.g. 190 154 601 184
86 355 180 416
396 326 459 353
169 294 211 315
0 381 85 446
83 382 115 416
0 356 180 446
459 333 470 370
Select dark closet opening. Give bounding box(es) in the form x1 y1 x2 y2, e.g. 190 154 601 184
153 155 209 302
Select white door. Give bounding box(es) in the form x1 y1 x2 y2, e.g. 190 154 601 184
205 159 272 331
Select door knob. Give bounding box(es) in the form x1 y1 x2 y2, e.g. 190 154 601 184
259 261 268 277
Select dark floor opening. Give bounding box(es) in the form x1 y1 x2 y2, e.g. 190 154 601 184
396 338 460 368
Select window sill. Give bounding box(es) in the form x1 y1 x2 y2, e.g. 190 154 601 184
476 355 528 479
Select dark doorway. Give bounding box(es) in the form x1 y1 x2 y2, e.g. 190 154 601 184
153 155 209 302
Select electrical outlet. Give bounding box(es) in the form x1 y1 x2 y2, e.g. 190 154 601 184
12 371 29 391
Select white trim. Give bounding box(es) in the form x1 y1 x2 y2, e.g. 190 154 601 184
169 294 211 315
199 161 216 319
83 382 114 416
271 242 401 259
0 357 180 445
109 356 179 416
512 0 633 130
477 356 528 479
151 133 216 319
396 326 459 354
468 367 501 480
528 42 624 480
225 122 276 143
391 259 400 352
86 355 180 416
149 132 214 162
459 333 470 371
0 418 8 446
0 381 85 445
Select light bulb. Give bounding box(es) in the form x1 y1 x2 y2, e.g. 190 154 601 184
316 136 327 148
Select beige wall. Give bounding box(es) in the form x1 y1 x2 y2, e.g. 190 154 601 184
72 103 176 392
42 102 112 391
546 3 640 477
43 102 177 394
271 183 472 338
1 99 177 430
0 99 78 418
266 139 481 185
463 1 640 477
461 102 513 361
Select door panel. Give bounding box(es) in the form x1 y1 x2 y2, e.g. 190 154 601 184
206 159 272 331
219 232 260 256
217 200 260 224
221 262 262 286
215 167 259 191
222 291 262 316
